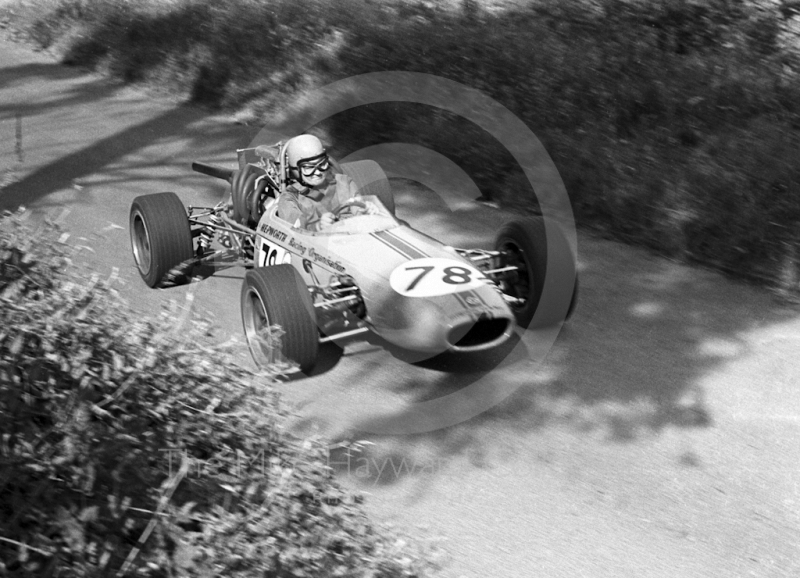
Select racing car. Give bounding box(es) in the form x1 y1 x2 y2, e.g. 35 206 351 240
129 143 577 372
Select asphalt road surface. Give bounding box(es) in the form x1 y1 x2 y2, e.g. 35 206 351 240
2 38 800 578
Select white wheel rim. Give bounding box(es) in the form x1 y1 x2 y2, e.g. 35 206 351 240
131 212 152 275
243 287 277 366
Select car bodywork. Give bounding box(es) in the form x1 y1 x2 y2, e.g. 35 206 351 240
250 196 515 354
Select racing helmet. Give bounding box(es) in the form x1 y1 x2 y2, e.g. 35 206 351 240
285 134 330 188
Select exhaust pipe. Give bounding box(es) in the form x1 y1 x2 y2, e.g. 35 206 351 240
192 161 234 183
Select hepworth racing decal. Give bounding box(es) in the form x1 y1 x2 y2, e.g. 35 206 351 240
259 232 345 272
288 237 308 256
389 258 487 298
259 223 289 242
370 230 428 260
308 248 346 273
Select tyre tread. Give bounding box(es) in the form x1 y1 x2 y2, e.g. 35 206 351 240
242 265 319 372
496 217 577 328
130 192 193 288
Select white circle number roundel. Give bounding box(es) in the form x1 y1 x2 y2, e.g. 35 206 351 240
389 258 486 298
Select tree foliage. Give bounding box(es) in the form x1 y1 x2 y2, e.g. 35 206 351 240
3 0 800 290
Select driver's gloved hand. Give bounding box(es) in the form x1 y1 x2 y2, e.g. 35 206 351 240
316 212 335 231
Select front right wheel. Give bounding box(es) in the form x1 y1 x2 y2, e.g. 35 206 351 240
495 216 577 328
241 265 319 373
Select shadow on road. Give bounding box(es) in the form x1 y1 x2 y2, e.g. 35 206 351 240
0 59 247 213
328 211 800 489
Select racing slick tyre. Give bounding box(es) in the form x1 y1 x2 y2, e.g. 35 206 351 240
130 192 194 288
495 217 577 328
340 160 395 215
241 265 319 373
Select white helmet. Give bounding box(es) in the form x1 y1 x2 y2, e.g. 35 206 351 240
285 135 330 187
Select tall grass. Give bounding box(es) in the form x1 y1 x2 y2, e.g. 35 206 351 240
4 0 800 292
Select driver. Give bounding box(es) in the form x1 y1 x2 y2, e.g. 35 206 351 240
277 134 377 231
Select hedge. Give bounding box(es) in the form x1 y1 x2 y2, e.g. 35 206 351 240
0 209 439 577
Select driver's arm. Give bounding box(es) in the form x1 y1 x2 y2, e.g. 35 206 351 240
278 192 329 230
277 193 308 228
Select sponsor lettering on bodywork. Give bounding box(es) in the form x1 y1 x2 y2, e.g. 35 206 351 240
288 237 308 256
259 223 288 243
308 247 346 273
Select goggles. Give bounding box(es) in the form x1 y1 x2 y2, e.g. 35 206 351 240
298 156 330 177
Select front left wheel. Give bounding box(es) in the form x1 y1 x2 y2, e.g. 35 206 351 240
241 265 319 373
129 192 194 288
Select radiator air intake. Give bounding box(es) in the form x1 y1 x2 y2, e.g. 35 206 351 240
447 316 511 350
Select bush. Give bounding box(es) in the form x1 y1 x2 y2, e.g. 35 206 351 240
0 210 438 577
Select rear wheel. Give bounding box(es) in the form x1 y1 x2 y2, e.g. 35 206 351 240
495 217 577 328
129 192 194 288
340 160 395 215
241 265 319 373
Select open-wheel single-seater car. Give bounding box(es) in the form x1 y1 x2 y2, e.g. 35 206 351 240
129 143 577 372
